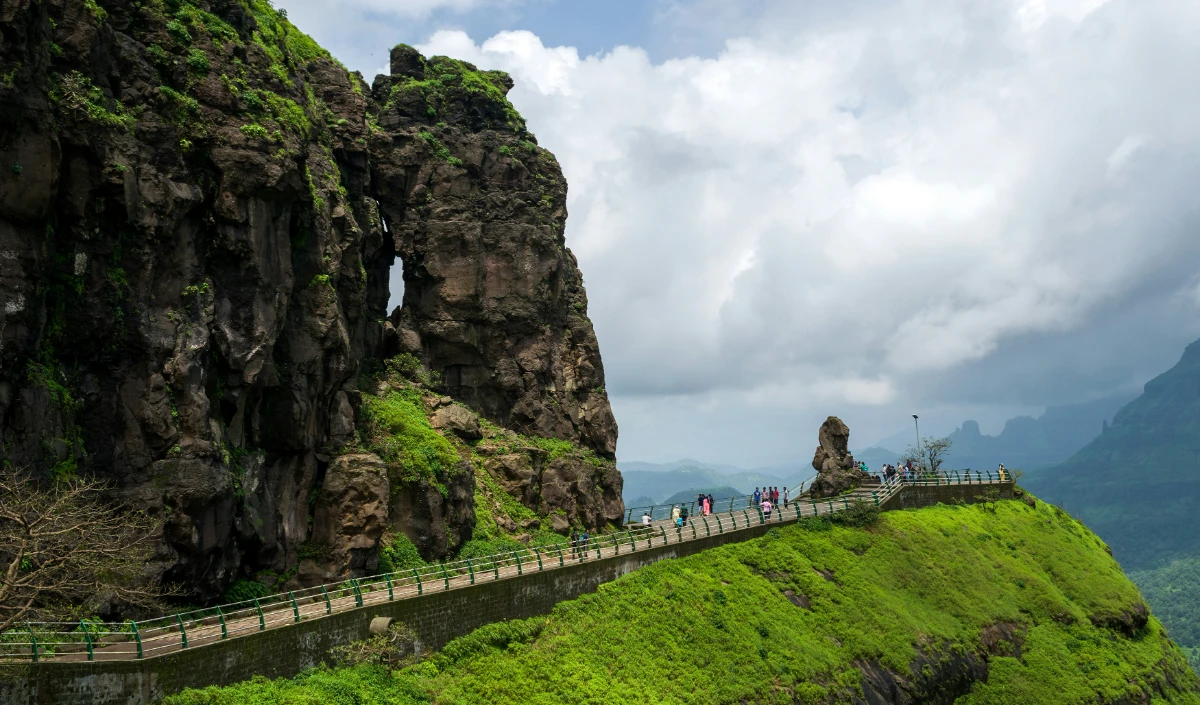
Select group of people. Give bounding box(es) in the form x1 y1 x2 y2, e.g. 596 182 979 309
752 486 788 513
695 493 719 517
877 460 918 483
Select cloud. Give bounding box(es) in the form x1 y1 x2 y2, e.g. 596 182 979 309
403 0 1200 461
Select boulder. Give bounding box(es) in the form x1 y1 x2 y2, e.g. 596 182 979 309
808 416 874 498
302 454 390 584
431 404 482 440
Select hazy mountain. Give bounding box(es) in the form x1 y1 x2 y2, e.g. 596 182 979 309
1025 338 1200 572
616 461 798 504
859 393 1133 473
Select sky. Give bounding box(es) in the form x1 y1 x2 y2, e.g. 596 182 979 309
278 0 1200 466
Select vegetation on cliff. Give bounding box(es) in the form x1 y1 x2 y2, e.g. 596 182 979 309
1026 338 1200 670
165 499 1200 704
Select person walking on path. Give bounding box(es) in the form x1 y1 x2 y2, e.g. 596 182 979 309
753 487 761 507
580 530 590 559
680 504 689 526
782 486 789 508
671 504 681 525
761 498 773 520
570 528 579 559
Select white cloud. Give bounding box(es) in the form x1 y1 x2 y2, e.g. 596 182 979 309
407 0 1200 460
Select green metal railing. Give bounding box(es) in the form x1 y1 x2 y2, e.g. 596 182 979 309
1 469 1007 663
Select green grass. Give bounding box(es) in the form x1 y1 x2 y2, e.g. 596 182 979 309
165 500 1200 703
360 389 461 487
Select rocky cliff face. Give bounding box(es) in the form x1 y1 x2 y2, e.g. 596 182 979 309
0 0 620 600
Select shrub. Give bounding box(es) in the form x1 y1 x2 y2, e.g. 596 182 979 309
166 19 191 44
377 534 426 574
146 44 172 68
830 499 879 527
239 123 269 140
185 48 210 75
220 579 270 605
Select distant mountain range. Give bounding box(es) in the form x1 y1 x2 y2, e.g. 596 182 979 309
616 459 813 505
1025 338 1200 572
856 393 1133 473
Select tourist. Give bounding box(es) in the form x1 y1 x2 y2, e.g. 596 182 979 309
702 495 711 516
680 504 689 526
671 504 680 526
580 530 590 558
570 528 579 558
772 487 779 505
753 487 761 506
762 497 773 520
642 511 653 532
782 486 789 508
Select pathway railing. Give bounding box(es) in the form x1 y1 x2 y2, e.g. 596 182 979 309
0 468 1008 663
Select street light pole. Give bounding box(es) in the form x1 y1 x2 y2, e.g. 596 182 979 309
912 414 921 472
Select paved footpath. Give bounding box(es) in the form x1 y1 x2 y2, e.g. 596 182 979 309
6 471 1009 664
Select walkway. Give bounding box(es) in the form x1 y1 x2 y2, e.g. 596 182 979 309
1 469 1010 664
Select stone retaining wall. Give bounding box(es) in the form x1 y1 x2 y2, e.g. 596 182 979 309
1 483 1012 704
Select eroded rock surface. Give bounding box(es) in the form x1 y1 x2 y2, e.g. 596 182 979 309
809 416 874 498
0 0 620 600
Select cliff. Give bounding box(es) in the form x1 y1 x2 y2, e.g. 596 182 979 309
0 0 620 600
165 499 1200 704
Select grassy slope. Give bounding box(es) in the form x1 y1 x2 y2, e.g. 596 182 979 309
167 500 1200 704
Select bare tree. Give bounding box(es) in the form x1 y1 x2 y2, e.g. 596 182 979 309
0 469 167 633
902 435 953 476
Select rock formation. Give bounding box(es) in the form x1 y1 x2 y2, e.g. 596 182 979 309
0 0 621 601
808 416 874 498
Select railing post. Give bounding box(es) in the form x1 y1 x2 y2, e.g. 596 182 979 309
385 574 394 601
533 547 544 571
493 556 500 579
351 578 363 607
465 558 476 585
757 508 764 525
729 497 734 512
176 614 188 648
702 518 711 537
691 522 697 539
627 529 636 551
29 627 37 663
872 491 879 507
412 568 423 595
676 526 682 543
320 586 332 614
439 562 450 590
217 606 229 637
556 546 565 566
593 538 601 559
131 622 143 659
659 526 668 544
743 509 750 527
254 598 266 630
513 551 523 575
81 621 94 661
289 591 300 621
843 498 849 510
646 527 653 547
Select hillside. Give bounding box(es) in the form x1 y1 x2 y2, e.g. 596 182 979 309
166 499 1200 704
618 462 794 504
1024 339 1200 573
861 393 1131 473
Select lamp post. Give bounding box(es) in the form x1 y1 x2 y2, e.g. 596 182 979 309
912 414 921 472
